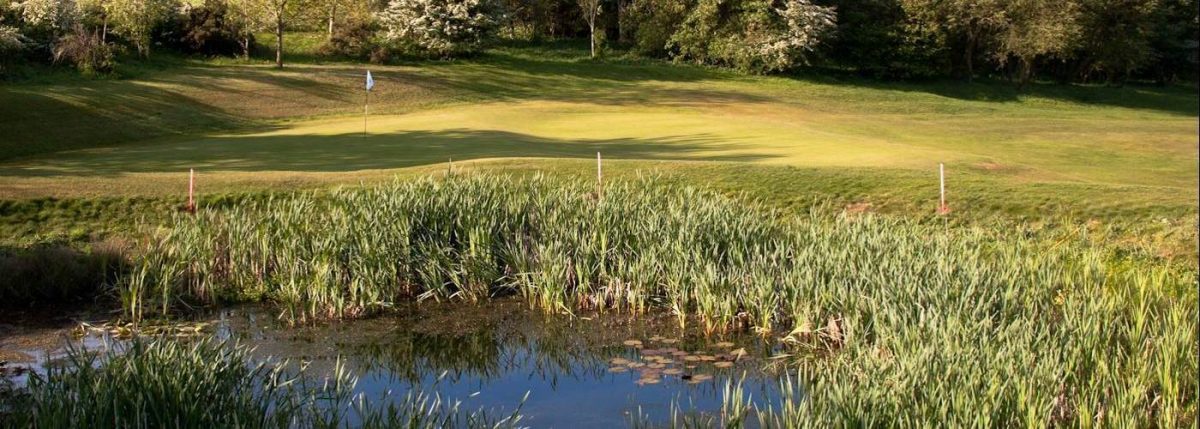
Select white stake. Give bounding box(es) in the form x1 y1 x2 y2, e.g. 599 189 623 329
938 163 946 214
596 152 603 196
188 168 195 213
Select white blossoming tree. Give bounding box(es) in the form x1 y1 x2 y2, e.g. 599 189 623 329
104 0 175 57
669 0 835 74
378 0 498 57
755 0 837 72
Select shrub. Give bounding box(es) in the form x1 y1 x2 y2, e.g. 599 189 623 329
0 25 24 74
316 19 377 59
51 25 115 75
172 0 252 57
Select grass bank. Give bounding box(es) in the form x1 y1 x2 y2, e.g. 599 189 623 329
106 174 1196 425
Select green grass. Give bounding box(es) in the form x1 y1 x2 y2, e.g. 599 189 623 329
1 337 524 428
1 40 1194 262
111 174 1197 426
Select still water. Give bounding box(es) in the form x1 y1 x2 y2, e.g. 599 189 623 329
2 299 794 427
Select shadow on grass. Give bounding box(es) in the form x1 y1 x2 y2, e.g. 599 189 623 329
0 241 128 308
0 129 776 177
0 85 249 161
782 69 1200 116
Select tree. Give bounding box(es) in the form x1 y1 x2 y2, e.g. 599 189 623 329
12 0 78 30
105 0 175 57
622 0 688 56
669 0 835 73
1072 0 1159 83
901 0 1006 81
261 0 298 67
224 0 266 59
576 0 600 57
758 0 837 71
224 0 307 67
314 0 360 40
994 0 1078 89
378 0 498 57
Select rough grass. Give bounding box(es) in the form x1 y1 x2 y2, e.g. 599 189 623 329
113 175 1198 426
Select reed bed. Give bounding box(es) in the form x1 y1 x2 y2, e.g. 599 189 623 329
119 174 1196 426
0 338 523 429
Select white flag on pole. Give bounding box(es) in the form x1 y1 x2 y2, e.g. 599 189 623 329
365 70 375 91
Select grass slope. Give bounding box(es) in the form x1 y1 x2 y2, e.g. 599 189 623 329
0 39 1196 259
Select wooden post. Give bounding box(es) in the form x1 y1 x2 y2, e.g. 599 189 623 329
188 168 195 213
596 152 602 197
938 163 947 214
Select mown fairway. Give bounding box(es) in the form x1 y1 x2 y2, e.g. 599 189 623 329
0 42 1197 258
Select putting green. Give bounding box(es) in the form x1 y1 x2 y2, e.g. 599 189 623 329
2 99 1194 197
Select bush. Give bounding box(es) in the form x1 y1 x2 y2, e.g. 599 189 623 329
51 25 115 75
171 1 252 57
316 19 377 59
0 25 25 74
369 45 393 64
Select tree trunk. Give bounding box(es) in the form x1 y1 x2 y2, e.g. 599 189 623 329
589 22 595 58
275 15 284 68
1016 59 1032 90
241 37 251 60
327 2 336 40
964 31 975 83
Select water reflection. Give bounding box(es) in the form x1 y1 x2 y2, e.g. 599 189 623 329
5 300 792 427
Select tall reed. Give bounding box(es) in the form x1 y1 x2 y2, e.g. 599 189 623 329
118 174 1197 426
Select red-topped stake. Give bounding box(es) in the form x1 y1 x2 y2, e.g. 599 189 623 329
187 168 195 213
937 163 949 215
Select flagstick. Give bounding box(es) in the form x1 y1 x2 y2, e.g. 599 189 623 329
363 88 369 137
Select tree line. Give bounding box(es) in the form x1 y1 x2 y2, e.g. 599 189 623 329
2 0 1196 85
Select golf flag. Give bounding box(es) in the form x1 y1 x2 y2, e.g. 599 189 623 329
365 70 375 91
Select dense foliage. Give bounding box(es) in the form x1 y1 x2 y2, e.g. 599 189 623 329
379 0 499 57
0 0 1195 82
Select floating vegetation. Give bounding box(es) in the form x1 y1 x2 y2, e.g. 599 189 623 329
74 320 210 339
614 336 756 387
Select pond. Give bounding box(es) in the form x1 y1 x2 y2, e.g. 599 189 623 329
1 299 796 427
